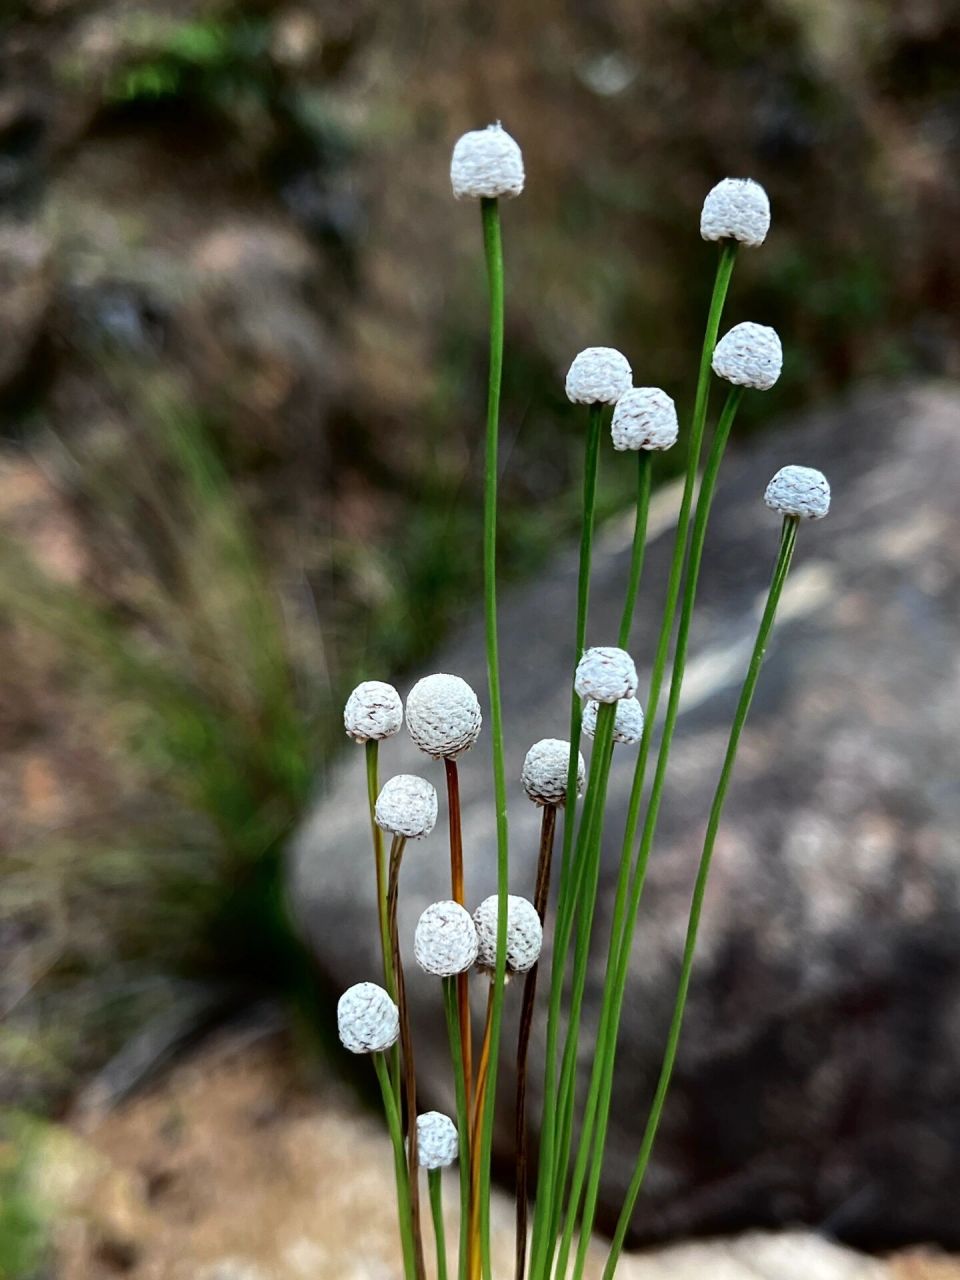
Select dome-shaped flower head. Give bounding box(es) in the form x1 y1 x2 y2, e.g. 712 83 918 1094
574 646 638 703
337 982 400 1054
700 178 771 248
405 673 482 760
565 348 632 406
414 900 479 977
582 696 645 745
473 895 543 974
417 1112 459 1169
450 124 524 200
375 774 438 839
611 387 679 453
521 738 586 807
343 680 403 744
764 465 831 520
712 322 782 391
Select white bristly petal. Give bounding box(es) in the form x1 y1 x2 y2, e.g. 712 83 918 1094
712 322 783 391
450 124 524 200
417 1111 459 1169
337 982 399 1054
521 738 586 806
414 901 479 977
700 178 771 247
574 646 638 703
582 696 645 745
473 895 543 974
343 680 403 743
375 774 438 839
405 673 482 760
565 347 632 405
764 465 831 519
611 387 679 452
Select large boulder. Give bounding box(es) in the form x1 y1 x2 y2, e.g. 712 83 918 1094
290 382 960 1252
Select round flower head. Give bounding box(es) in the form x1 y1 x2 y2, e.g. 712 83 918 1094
450 124 524 200
611 387 679 453
417 1112 459 1169
414 900 479 977
582 696 645 746
574 646 638 703
521 738 586 807
700 178 771 248
405 673 482 760
764 465 831 520
712 322 782 391
473 894 543 974
343 680 403 744
565 347 632 406
337 982 400 1054
375 774 438 839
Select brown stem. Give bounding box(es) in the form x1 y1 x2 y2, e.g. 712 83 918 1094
445 757 474 1118
388 834 426 1280
514 803 557 1280
469 981 497 1280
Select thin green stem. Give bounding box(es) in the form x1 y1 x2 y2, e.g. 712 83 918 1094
443 978 471 1280
365 741 394 994
477 194 510 1280
602 516 800 1280
617 451 653 649
373 1050 418 1280
429 1167 449 1280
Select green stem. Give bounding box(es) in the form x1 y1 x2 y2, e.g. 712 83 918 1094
617 451 653 649
429 1167 449 1280
366 743 402 1119
477 194 510 1280
601 516 800 1280
443 978 471 1280
373 1050 418 1280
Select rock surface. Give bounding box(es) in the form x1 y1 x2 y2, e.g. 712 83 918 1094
291 383 960 1252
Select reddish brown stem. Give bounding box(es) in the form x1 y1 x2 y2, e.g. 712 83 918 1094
470 981 496 1280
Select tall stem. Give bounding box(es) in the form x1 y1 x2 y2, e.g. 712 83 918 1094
445 758 474 1119
617 451 653 649
429 1167 449 1280
601 517 799 1279
443 978 472 1280
373 1050 419 1280
366 741 394 994
470 982 497 1280
477 195 510 1280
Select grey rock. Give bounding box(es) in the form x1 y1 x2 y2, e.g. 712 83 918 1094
290 382 960 1252
0 223 52 392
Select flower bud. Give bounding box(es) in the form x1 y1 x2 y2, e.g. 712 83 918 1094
764 465 831 520
565 347 632 405
375 774 438 839
521 738 585 807
417 1112 459 1169
337 982 400 1054
582 696 645 745
700 178 771 248
414 901 479 977
611 387 679 452
574 646 638 703
473 894 543 974
450 124 524 200
712 322 782 391
343 680 403 744
405 674 482 760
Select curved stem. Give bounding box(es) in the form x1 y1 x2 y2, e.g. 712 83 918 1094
443 978 472 1280
602 516 799 1279
429 1167 449 1280
373 1051 418 1280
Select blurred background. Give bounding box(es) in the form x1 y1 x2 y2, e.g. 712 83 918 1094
1 0 959 1276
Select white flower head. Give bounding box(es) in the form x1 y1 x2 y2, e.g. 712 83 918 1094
565 347 632 405
450 124 524 200
764 465 831 520
405 674 482 760
611 387 679 452
375 774 438 839
417 1112 459 1169
521 738 585 807
414 901 479 977
700 178 771 248
582 696 645 745
574 646 638 703
473 895 542 974
337 982 399 1054
712 322 783 391
343 680 403 744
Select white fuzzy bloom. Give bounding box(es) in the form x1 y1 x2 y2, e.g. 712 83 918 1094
565 347 632 406
343 680 403 744
375 774 438 839
611 387 679 452
337 982 400 1054
521 738 585 807
417 1112 459 1169
450 124 524 200
473 895 543 974
712 322 783 391
574 646 638 703
582 696 645 745
764 465 831 520
405 674 482 760
414 901 479 977
700 178 771 248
